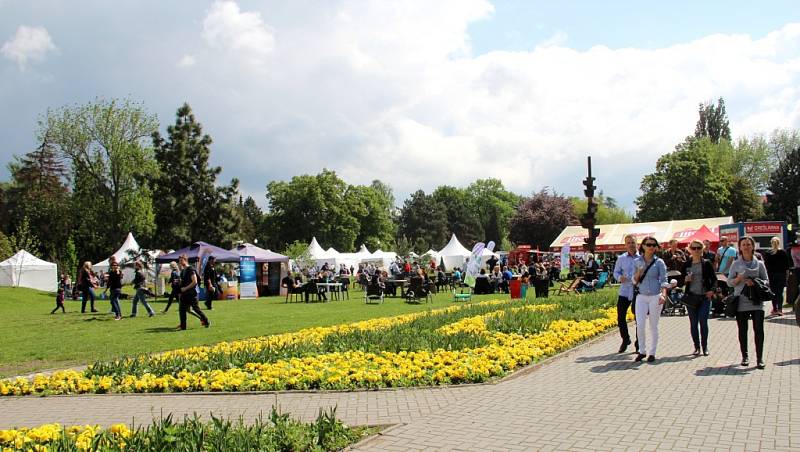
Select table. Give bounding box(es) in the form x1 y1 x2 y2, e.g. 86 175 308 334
316 282 343 301
385 279 408 298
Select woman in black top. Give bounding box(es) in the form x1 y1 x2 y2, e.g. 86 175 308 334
106 257 123 320
763 236 792 315
681 240 717 356
78 261 98 313
164 261 181 313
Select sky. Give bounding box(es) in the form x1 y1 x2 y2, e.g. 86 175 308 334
1 0 799 214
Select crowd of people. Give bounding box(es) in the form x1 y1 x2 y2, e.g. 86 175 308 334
53 254 211 330
612 233 797 369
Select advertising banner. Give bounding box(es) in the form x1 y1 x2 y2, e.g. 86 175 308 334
239 256 258 299
560 245 570 272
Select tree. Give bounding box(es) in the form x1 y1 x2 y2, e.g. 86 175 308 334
636 143 729 221
264 169 360 251
236 195 263 244
765 146 800 223
397 190 449 251
509 189 577 250
0 231 12 261
4 136 72 260
465 179 520 248
694 97 731 144
8 216 41 255
431 185 484 246
282 239 314 271
351 180 397 250
571 196 633 224
726 175 764 222
151 103 242 249
43 98 157 257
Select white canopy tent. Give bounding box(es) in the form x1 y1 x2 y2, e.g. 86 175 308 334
438 234 471 270
0 250 58 292
423 249 441 264
306 237 337 268
92 233 162 284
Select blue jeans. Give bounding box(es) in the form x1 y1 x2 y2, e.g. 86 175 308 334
81 287 96 312
131 288 154 316
687 297 711 350
109 288 122 317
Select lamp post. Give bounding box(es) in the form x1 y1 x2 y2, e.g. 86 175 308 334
580 156 600 254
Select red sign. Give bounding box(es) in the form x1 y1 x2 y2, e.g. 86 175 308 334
744 223 782 234
559 233 606 244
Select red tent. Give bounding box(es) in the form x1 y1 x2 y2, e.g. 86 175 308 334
678 225 719 250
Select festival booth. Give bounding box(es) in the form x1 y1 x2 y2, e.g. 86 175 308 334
307 237 337 269
230 243 290 297
0 250 58 292
438 234 471 270
361 249 398 269
92 233 163 285
549 217 734 253
156 242 241 300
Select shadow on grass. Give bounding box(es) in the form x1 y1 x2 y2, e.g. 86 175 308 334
695 364 753 376
144 327 180 333
83 316 115 322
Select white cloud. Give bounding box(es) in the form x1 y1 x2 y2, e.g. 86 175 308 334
178 54 196 67
202 1 275 69
1 25 56 70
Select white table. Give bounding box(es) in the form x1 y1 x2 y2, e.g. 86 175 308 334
316 282 343 301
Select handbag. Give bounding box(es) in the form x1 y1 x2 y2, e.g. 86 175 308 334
683 293 704 309
723 294 739 317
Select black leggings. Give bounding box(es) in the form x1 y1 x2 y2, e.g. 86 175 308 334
164 286 180 312
736 310 764 360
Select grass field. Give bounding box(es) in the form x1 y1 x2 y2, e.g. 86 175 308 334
0 286 535 378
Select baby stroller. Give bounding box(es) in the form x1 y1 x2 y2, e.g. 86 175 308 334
662 280 688 316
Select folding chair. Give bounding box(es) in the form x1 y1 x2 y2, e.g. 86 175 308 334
556 277 582 296
364 280 384 304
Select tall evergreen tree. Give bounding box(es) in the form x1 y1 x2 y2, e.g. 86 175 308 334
397 190 449 251
151 103 242 249
694 97 731 144
765 146 800 223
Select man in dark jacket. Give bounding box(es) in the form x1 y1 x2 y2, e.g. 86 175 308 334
203 256 219 310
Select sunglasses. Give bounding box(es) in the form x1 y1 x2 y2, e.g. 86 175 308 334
690 246 703 250
643 243 658 247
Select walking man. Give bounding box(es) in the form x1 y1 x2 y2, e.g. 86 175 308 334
612 234 639 353
178 254 209 330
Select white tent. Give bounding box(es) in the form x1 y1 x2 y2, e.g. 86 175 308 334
355 244 371 257
0 250 58 292
363 249 398 269
423 249 441 264
481 248 499 259
438 234 471 270
307 237 337 268
93 233 162 285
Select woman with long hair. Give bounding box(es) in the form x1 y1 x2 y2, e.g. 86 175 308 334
633 236 668 363
728 236 769 369
78 261 98 313
682 239 716 356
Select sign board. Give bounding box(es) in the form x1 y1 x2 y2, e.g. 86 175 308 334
560 245 570 272
239 256 258 299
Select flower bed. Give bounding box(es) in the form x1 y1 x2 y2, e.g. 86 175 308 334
0 408 369 451
1 292 624 396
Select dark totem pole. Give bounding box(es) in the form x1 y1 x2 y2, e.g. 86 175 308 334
580 156 600 253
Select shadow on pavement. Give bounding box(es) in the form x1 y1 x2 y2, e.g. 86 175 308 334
766 316 798 326
695 364 753 376
774 358 800 367
575 352 632 363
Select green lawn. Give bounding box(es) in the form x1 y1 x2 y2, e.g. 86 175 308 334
0 286 534 378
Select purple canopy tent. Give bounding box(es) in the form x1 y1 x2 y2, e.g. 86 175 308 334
155 241 240 264
229 243 289 263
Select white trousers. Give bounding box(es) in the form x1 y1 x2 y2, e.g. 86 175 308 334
635 294 662 356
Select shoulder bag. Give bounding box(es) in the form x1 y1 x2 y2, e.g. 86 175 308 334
632 258 658 301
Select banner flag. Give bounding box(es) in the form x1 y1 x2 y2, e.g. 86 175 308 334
464 242 486 288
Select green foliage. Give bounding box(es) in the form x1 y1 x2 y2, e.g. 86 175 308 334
636 137 763 222
431 185 484 245
765 146 800 223
283 239 314 270
43 97 158 259
151 103 242 249
350 180 397 250
20 408 365 451
694 97 731 144
398 190 449 251
8 216 41 255
58 238 78 280
465 179 520 249
509 189 577 250
4 137 72 261
570 194 633 225
0 231 12 261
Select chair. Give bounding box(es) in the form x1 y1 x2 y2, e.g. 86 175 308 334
577 271 610 293
338 277 350 300
364 279 384 304
357 273 369 291
556 277 582 296
594 271 609 290
453 285 472 302
405 276 431 304
474 277 492 295
284 281 304 303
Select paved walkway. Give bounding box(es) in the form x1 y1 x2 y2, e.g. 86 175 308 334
1 313 798 451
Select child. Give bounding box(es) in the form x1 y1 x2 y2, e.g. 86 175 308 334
51 288 66 314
